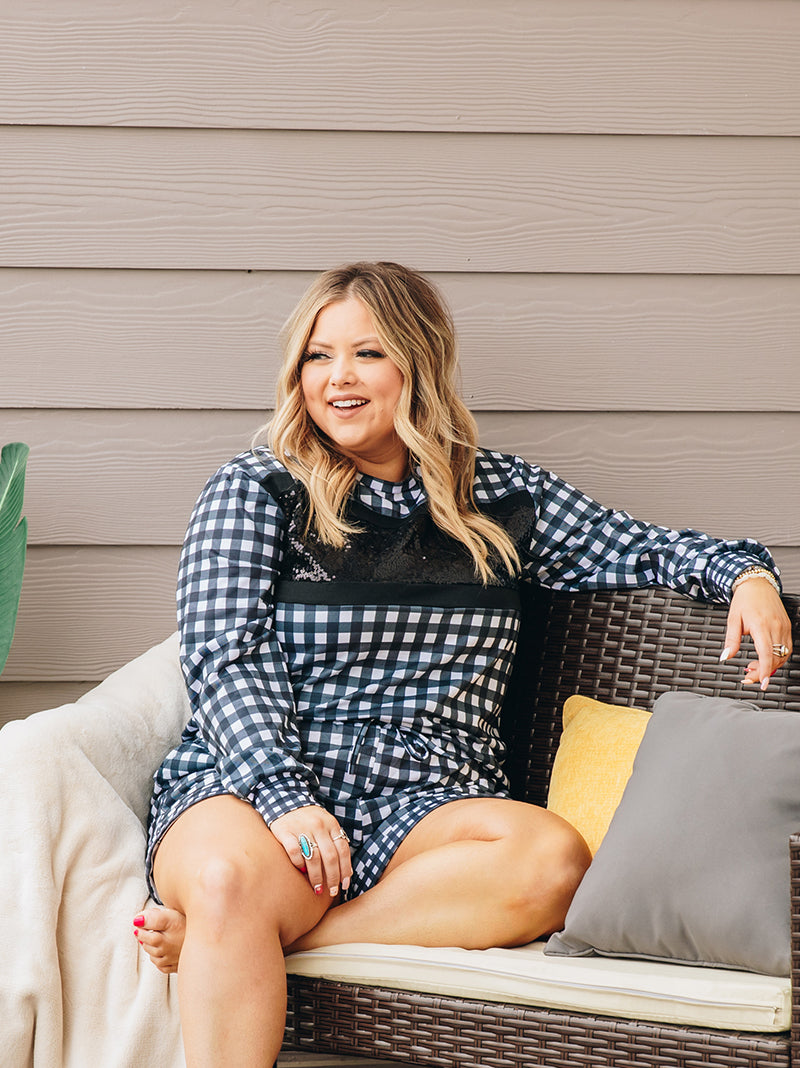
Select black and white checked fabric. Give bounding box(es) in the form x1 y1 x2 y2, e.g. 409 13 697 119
354 467 426 516
146 447 777 901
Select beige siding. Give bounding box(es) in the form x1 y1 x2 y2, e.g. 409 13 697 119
3 408 800 547
4 270 800 411
1 0 797 134
4 129 799 273
3 547 179 682
2 0 798 721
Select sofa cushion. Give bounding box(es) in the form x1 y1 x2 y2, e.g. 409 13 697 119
285 941 790 1032
547 694 650 854
546 691 800 976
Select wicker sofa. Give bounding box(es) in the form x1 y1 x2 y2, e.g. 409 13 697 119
282 585 800 1068
4 584 798 1067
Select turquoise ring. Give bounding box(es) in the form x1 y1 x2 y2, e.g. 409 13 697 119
298 834 316 859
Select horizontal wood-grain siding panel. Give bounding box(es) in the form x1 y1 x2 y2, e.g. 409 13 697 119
0 682 94 725
761 549 799 595
3 129 799 273
5 409 799 546
479 412 800 545
5 544 800 684
3 546 179 681
1 0 797 135
3 409 261 546
4 270 800 411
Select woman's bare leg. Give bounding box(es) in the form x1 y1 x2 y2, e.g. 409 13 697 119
148 794 332 1068
287 798 590 953
138 797 589 977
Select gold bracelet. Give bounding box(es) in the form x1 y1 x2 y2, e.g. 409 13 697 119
731 566 781 596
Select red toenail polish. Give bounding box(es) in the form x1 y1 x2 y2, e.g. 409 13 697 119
133 915 145 928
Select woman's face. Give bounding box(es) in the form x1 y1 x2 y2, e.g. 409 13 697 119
300 297 408 482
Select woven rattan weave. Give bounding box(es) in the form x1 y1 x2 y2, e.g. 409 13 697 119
284 587 800 1067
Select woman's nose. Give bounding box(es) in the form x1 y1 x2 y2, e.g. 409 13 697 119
329 355 357 385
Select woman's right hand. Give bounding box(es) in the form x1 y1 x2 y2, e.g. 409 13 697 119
270 805 352 898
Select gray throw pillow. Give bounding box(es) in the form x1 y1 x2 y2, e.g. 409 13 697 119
545 691 800 976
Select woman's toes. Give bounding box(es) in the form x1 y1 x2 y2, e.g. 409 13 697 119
134 906 183 934
133 907 186 972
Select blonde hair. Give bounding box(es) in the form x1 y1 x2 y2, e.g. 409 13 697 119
253 261 520 584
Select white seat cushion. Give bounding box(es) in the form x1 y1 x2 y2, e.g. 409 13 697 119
286 941 790 1033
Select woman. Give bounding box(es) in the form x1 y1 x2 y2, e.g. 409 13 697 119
134 262 791 1067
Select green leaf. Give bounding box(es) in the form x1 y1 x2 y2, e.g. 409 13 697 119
0 443 29 676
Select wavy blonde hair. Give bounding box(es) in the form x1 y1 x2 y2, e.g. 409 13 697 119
253 261 520 584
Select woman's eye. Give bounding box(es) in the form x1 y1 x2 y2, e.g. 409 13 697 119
302 350 330 363
356 349 385 359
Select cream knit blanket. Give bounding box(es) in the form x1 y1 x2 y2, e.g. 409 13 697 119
0 634 186 1067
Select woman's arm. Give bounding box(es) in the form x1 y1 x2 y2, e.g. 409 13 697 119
516 460 791 687
519 462 776 601
178 456 320 825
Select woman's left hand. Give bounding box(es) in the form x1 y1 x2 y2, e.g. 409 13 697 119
721 577 793 690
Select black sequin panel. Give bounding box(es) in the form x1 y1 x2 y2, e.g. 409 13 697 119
272 481 537 590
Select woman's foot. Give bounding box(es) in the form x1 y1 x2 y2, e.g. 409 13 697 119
133 907 186 974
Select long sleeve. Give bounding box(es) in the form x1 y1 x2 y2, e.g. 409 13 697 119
177 458 320 824
513 460 778 602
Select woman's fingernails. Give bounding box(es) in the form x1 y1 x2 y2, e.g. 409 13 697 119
719 648 731 662
342 877 350 891
330 886 338 896
314 884 323 895
133 915 145 928
761 678 770 691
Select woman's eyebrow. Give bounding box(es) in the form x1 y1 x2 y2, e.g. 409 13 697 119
306 336 383 349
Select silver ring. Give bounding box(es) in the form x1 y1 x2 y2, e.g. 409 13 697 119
772 643 790 658
298 833 317 859
331 829 349 843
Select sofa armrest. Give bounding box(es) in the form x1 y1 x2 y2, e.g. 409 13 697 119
0 631 187 828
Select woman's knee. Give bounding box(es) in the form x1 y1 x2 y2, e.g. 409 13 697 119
182 854 272 938
175 841 335 951
153 798 291 933
504 817 591 938
542 822 591 917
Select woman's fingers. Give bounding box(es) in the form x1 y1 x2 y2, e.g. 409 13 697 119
296 830 325 893
314 831 346 897
288 824 329 895
724 579 792 690
310 826 353 896
742 614 792 690
329 826 353 893
270 807 352 896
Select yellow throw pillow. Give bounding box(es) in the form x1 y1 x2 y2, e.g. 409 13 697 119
547 694 651 855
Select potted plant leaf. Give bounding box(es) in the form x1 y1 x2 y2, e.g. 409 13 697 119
0 443 29 676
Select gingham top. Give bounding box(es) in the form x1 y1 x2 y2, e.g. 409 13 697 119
146 447 776 898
